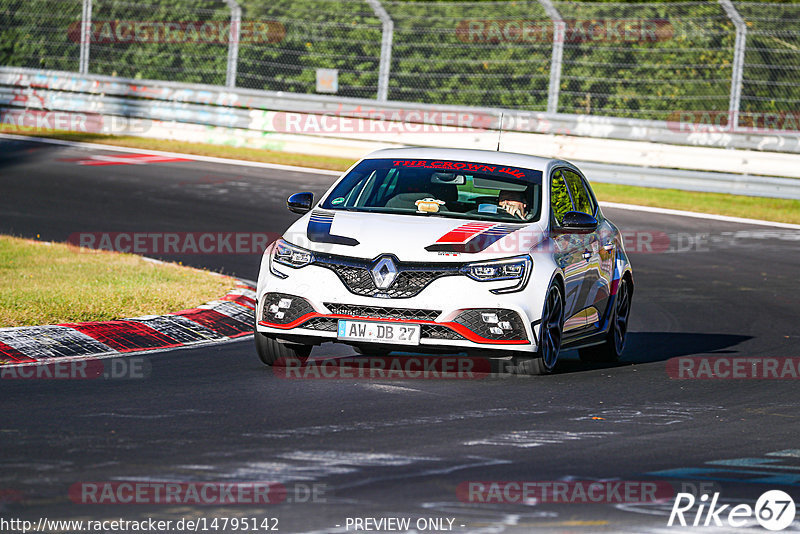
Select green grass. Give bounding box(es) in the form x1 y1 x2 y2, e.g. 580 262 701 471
0 236 234 327
591 183 800 225
3 126 798 224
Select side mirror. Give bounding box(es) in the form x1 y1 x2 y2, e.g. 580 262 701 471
561 211 598 233
287 192 314 215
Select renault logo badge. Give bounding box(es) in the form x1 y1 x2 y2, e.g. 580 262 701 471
371 256 398 289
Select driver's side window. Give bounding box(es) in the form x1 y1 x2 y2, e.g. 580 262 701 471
550 170 574 226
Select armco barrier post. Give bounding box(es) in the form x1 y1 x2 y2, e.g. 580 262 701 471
79 0 92 74
224 0 241 88
719 0 746 129
538 0 564 115
366 0 393 101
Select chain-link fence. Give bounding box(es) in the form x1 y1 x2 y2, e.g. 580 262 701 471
89 0 230 85
0 0 82 72
384 1 553 111
1 0 798 121
736 2 800 115
551 1 735 118
237 0 383 98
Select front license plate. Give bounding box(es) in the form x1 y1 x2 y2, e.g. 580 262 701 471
337 320 420 345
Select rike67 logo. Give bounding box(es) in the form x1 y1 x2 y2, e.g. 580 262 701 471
668 490 796 531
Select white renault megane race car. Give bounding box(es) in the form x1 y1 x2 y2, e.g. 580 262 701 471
255 148 633 374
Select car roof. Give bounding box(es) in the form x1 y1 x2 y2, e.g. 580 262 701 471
362 147 560 175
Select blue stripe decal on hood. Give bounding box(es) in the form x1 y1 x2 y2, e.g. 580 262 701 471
307 210 359 246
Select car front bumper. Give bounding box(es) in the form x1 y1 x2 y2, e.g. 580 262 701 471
256 262 542 354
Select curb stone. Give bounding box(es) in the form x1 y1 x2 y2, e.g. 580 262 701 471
0 282 256 365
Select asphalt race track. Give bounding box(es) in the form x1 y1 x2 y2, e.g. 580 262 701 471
1 137 799 533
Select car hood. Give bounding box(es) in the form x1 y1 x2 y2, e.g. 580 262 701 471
282 210 547 262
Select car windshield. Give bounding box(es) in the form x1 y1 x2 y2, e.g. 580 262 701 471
321 158 543 222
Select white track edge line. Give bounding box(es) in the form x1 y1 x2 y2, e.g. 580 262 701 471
0 133 342 176
3 133 797 230
600 201 800 230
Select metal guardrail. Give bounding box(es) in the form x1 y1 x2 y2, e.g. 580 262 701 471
3 67 799 155
578 161 800 200
2 66 800 199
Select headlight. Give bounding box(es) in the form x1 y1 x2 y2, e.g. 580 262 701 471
272 238 314 269
461 256 532 293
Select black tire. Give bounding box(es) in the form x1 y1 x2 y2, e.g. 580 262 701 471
579 276 632 363
254 331 311 366
509 282 564 375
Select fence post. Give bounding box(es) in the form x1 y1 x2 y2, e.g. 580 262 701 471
79 0 92 74
366 0 393 101
719 0 746 129
539 0 564 115
224 0 241 88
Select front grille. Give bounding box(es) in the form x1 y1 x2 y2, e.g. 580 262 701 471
453 309 528 341
261 293 314 325
421 324 465 340
324 303 441 321
314 253 462 299
300 317 338 331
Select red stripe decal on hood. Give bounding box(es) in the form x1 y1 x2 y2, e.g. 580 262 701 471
435 222 495 244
